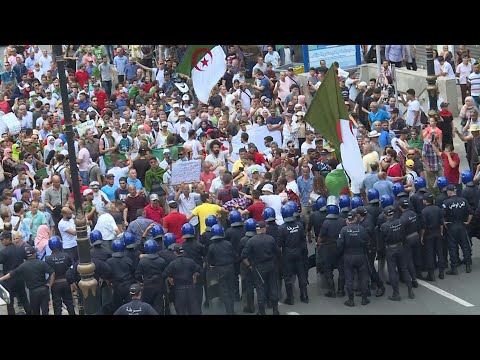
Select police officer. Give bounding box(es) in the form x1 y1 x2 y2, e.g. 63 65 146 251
421 193 445 281
392 183 409 218
286 200 309 285
200 215 217 307
225 210 246 302
435 177 450 269
376 194 394 283
278 204 309 303
159 233 178 314
90 230 111 262
241 221 281 315
351 196 364 210
163 244 202 315
181 223 206 310
206 224 236 315
0 247 55 315
443 184 473 274
0 231 32 315
461 170 479 243
150 224 165 251
318 198 345 298
113 283 159 315
107 239 136 312
356 206 385 297
380 206 414 301
410 177 428 231
309 197 327 240
123 232 141 269
239 218 257 313
398 198 420 287
135 239 167 315
365 188 382 220
337 211 370 307
338 194 351 219
45 236 76 315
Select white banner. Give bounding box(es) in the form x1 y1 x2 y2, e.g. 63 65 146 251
171 159 202 185
75 120 95 137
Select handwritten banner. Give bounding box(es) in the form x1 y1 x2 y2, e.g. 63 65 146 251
171 159 202 185
75 120 95 137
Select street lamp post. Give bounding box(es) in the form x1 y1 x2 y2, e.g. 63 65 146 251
52 45 98 315
425 45 439 116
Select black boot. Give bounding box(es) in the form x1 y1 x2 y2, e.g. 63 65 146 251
411 280 419 288
284 284 294 305
324 277 336 298
337 286 346 297
438 269 445 279
272 302 280 315
375 286 385 297
416 271 426 280
408 287 415 299
466 264 472 273
446 266 458 275
344 295 355 307
266 300 273 308
257 304 266 315
425 270 435 282
388 292 401 301
361 297 370 305
300 287 309 303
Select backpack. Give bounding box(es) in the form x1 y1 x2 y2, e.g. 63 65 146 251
52 164 66 176
286 189 302 213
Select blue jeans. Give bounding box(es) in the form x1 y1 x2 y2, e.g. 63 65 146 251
102 80 112 97
79 170 89 185
105 45 114 64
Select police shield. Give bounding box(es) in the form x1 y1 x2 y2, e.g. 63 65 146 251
206 268 220 300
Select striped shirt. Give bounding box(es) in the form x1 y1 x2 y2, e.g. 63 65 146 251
468 72 480 97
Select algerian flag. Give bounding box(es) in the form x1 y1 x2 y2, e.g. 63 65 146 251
304 65 365 194
176 45 226 104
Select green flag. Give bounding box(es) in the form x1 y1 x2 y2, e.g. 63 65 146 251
175 45 226 104
304 64 349 163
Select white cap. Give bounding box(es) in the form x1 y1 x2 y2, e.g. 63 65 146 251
161 121 168 127
182 94 190 101
60 149 69 156
368 130 380 138
262 184 274 193
178 111 186 116
358 81 367 88
173 103 180 108
83 189 93 196
295 111 305 117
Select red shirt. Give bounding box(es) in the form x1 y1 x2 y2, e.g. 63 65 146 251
163 211 188 243
141 83 153 93
94 89 108 110
75 69 89 89
387 163 403 181
441 152 460 185
247 201 265 222
201 171 216 193
144 204 165 224
253 151 266 165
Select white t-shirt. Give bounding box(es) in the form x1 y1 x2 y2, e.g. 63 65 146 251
39 55 53 73
77 147 91 171
345 77 359 101
441 62 455 78
209 176 224 195
468 72 480 97
94 213 118 241
260 194 284 225
300 141 316 155
178 193 200 226
456 62 472 85
264 51 281 68
286 180 299 196
58 218 77 249
406 99 420 127
92 191 110 215
205 151 229 176
174 121 192 142
107 166 129 187
183 139 203 159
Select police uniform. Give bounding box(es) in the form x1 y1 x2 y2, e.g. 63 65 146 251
436 190 450 266
199 228 213 306
393 194 409 218
241 229 281 314
380 208 414 300
366 203 382 221
238 232 255 312
90 244 111 262
337 221 370 305
206 237 236 314
113 284 159 315
0 241 31 315
45 250 76 315
163 249 202 315
266 220 283 296
225 225 246 301
135 253 167 315
443 192 473 273
107 252 136 311
399 205 421 283
462 183 480 241
309 208 327 239
375 211 389 282
7 252 55 315
421 202 445 280
318 215 345 297
158 246 179 314
125 247 141 269
279 219 309 302
182 237 206 311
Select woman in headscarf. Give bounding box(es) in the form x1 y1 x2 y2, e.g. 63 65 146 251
35 224 51 261
2 147 17 186
460 96 477 127
43 135 56 162
41 177 52 203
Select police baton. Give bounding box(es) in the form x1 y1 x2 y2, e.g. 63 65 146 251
252 265 265 285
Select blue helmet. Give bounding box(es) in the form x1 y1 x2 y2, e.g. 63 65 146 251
150 224 164 239
392 183 405 197
48 236 62 251
380 194 394 208
229 210 243 226
281 204 295 221
286 200 299 213
210 224 225 240
461 170 474 185
326 205 339 215
437 176 449 189
90 230 103 245
144 239 159 254
163 233 176 248
205 215 218 230
112 239 125 253
367 188 380 203
315 197 327 211
263 207 276 222
245 218 258 235
181 223 195 238
414 177 426 191
338 195 351 210
350 196 364 209
123 232 136 249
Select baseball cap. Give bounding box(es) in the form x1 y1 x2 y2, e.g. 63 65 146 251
182 94 190 101
163 148 171 154
368 130 380 138
60 149 69 156
173 244 184 254
383 206 395 216
178 111 186 116
446 184 456 191
400 198 410 208
172 103 180 108
423 192 434 201
129 284 142 295
45 88 52 93
347 211 356 220
150 193 159 201
205 128 215 135
440 102 449 108
295 111 305 117
161 121 169 128
356 206 367 216
358 81 367 87
0 231 12 240
405 159 414 167
89 181 100 188
83 189 93 196
256 221 266 229
262 184 274 193
25 246 37 258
